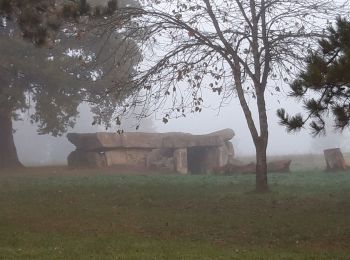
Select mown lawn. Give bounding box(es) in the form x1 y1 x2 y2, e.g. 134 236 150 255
0 168 350 259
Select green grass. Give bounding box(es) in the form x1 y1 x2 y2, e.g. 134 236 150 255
0 168 350 259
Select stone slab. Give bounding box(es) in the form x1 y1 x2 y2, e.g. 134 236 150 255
208 128 235 141
162 134 224 148
67 129 234 151
67 132 163 151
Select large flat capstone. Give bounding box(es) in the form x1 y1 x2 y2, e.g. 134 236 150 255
67 128 235 151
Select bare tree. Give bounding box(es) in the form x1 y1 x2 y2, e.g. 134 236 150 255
106 0 348 191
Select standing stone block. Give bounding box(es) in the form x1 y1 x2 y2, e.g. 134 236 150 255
225 141 235 164
268 160 291 173
174 148 188 174
104 150 128 166
146 149 175 171
203 141 234 172
205 147 225 171
324 148 349 171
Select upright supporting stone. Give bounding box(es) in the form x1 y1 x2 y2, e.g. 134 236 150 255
204 141 234 173
204 147 223 172
174 148 188 174
68 150 107 168
324 148 348 171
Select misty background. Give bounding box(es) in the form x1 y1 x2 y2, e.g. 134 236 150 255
14 93 350 166
12 0 350 166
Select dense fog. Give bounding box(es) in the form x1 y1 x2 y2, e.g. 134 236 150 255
10 0 349 166
14 93 349 166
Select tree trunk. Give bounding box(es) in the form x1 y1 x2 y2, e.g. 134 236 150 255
255 88 269 192
255 139 269 192
230 58 269 192
0 112 23 169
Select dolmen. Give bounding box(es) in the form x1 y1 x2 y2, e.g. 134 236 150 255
67 128 235 174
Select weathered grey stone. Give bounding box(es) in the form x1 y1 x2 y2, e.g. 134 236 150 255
67 129 236 174
202 141 234 172
146 149 174 170
208 128 235 141
120 133 163 148
174 148 188 174
324 148 349 171
104 150 128 165
268 160 292 173
68 129 235 151
205 147 224 171
104 149 151 166
213 159 292 175
162 134 224 148
67 132 163 151
162 128 234 149
68 150 107 168
125 149 151 166
67 150 86 168
67 133 108 151
225 141 235 164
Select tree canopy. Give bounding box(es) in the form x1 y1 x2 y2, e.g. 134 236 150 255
0 0 120 45
0 0 141 168
277 17 350 135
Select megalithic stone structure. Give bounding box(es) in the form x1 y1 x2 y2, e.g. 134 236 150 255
67 128 235 174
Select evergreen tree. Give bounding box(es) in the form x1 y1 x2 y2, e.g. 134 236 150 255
0 0 140 168
0 0 119 45
278 17 350 135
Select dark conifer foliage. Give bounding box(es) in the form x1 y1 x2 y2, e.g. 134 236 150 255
0 0 139 168
278 17 350 135
0 0 118 45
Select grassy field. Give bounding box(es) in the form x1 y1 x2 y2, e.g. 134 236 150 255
0 165 350 259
